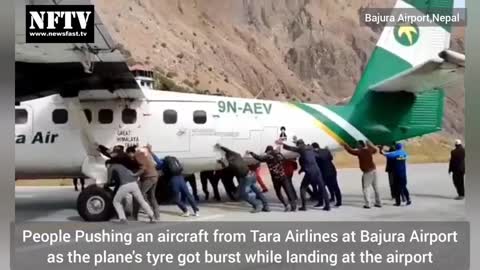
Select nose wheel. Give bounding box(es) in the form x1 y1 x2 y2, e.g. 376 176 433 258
77 185 114 222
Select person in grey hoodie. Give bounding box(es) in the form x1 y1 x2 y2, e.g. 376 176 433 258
105 160 155 224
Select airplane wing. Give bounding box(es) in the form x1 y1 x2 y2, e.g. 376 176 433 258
15 0 142 103
369 50 465 93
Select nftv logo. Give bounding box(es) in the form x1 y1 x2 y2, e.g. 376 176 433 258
26 5 94 43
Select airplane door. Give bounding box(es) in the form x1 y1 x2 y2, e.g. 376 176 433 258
261 126 280 149
222 115 262 154
188 102 217 158
146 101 190 154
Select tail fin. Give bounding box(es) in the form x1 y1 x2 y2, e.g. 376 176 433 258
342 0 455 144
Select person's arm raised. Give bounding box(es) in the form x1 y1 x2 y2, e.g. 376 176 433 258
342 143 359 156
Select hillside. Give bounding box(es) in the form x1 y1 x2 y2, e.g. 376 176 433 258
96 0 465 141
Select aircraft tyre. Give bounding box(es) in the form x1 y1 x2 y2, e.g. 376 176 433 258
77 185 114 222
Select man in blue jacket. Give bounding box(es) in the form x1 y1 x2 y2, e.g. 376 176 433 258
380 143 411 206
147 144 200 217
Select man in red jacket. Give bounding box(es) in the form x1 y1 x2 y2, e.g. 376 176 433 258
250 163 269 193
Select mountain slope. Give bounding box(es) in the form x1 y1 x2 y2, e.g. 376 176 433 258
96 0 464 138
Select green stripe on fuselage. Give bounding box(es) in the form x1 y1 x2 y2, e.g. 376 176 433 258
293 103 358 146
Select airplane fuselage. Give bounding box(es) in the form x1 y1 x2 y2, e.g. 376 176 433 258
15 89 366 180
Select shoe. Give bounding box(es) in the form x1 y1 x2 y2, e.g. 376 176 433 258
323 206 331 211
181 212 190 217
299 206 307 211
363 205 371 209
262 206 271 212
394 203 401 207
335 203 342 207
290 204 297 212
406 201 412 205
455 196 465 200
314 203 324 208
284 205 290 212
193 212 200 217
250 207 261 213
374 204 382 208
148 217 157 224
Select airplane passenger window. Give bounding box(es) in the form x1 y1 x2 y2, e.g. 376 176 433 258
163 109 177 124
15 109 28 124
99 109 113 124
83 109 92 123
122 108 137 124
52 109 68 124
193 110 207 124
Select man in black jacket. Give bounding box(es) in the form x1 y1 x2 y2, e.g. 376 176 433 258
215 168 237 201
200 170 222 201
278 139 330 211
312 143 342 207
449 140 465 200
215 143 270 213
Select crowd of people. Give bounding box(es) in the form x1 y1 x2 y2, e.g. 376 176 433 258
85 135 465 223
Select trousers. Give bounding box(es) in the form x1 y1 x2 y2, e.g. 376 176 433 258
452 172 465 197
133 176 160 220
361 170 382 207
171 176 199 213
113 182 154 221
237 175 268 209
272 176 297 208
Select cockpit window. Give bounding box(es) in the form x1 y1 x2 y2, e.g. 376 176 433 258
52 109 68 124
15 109 28 124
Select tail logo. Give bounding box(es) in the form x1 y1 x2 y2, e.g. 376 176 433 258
394 23 419 46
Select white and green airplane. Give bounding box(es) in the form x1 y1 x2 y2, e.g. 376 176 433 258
15 0 464 221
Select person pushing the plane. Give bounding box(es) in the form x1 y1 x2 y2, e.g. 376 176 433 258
215 143 270 213
312 143 342 207
380 142 411 206
246 146 297 212
277 139 330 211
343 140 382 209
105 159 155 224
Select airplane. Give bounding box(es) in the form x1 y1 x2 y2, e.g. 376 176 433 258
15 0 465 221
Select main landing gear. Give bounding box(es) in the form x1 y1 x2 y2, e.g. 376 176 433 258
77 185 114 222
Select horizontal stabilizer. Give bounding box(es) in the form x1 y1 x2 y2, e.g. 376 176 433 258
370 50 465 93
